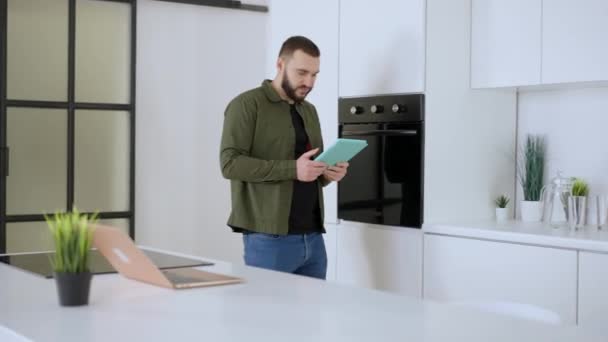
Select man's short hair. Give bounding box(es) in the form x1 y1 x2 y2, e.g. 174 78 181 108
278 36 320 59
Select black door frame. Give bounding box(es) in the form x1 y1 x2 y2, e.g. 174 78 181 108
0 0 137 253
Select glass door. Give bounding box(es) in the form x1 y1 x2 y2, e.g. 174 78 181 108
0 0 136 253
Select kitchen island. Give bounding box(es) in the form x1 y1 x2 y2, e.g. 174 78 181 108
0 247 603 342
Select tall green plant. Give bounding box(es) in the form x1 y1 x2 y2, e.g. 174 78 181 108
518 135 546 201
45 209 98 273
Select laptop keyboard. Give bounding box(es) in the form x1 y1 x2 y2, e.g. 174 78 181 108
163 270 207 283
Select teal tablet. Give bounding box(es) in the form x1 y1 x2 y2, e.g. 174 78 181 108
314 138 368 166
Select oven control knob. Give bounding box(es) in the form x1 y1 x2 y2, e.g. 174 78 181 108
392 104 408 113
350 106 364 115
370 105 384 114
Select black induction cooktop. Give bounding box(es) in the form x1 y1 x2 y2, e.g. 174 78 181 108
0 250 214 278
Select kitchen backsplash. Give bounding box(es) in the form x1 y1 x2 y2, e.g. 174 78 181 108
517 86 608 223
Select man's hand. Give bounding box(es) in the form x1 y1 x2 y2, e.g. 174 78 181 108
297 148 327 182
323 162 349 182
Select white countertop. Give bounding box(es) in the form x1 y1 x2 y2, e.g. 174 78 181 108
423 220 608 253
0 247 604 342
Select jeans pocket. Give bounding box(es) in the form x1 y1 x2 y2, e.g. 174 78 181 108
253 233 282 240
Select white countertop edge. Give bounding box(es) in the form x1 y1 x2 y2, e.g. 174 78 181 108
423 221 608 254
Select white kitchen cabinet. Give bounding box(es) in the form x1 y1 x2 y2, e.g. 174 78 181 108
471 0 608 88
471 0 541 88
338 0 425 96
578 251 608 333
423 234 577 324
267 0 340 223
335 221 422 298
542 0 608 84
324 223 338 282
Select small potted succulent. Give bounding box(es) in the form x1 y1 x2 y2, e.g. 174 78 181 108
494 195 510 222
45 209 98 306
569 178 589 230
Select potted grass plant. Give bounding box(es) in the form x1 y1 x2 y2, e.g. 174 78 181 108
494 195 510 222
569 178 589 230
518 135 546 222
45 209 98 306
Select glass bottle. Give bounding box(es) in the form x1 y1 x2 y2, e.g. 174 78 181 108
542 171 574 228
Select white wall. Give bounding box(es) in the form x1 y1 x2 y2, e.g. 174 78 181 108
517 86 608 224
424 0 517 223
136 0 267 263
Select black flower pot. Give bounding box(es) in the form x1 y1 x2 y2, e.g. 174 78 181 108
53 271 93 306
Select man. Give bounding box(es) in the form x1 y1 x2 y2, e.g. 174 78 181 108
220 36 348 279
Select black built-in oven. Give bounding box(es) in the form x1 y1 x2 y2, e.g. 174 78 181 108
338 94 424 228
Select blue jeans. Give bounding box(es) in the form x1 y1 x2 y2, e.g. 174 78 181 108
242 232 327 280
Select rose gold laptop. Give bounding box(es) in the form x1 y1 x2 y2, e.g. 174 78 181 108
92 224 243 289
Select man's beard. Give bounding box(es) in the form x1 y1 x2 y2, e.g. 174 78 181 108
281 72 311 103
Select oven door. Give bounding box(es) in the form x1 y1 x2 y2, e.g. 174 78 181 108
337 123 423 228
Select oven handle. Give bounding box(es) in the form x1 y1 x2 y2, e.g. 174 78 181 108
342 129 417 137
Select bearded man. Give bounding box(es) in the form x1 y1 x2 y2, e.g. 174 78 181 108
219 36 348 279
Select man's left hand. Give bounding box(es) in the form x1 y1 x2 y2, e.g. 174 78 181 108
323 162 349 182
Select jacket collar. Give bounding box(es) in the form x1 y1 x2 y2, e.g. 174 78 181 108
262 79 283 103
262 80 304 110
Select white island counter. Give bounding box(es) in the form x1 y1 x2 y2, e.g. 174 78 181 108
0 247 604 342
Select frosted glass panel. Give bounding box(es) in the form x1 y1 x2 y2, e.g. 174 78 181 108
7 0 68 101
75 0 130 103
7 222 53 253
6 219 127 253
74 110 129 212
6 108 67 215
98 219 129 235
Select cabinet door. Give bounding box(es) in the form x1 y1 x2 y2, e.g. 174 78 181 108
579 251 608 333
339 0 425 96
324 223 338 281
423 234 577 324
267 0 340 223
542 0 608 83
471 0 541 87
336 222 422 298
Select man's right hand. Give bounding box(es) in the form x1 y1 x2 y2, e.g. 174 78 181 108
296 148 327 182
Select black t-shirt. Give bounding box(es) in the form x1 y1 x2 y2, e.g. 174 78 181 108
287 105 323 234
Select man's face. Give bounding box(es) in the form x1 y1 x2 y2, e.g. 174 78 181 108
280 50 320 103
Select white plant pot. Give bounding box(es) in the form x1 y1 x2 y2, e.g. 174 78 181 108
520 200 543 222
495 208 508 222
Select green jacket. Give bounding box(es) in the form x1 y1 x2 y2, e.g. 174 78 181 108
220 80 328 234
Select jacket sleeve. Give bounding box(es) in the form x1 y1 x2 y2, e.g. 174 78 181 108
220 97 297 183
311 105 331 188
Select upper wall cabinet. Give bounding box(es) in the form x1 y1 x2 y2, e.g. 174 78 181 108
471 0 541 88
542 0 608 84
471 0 608 88
339 0 426 96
